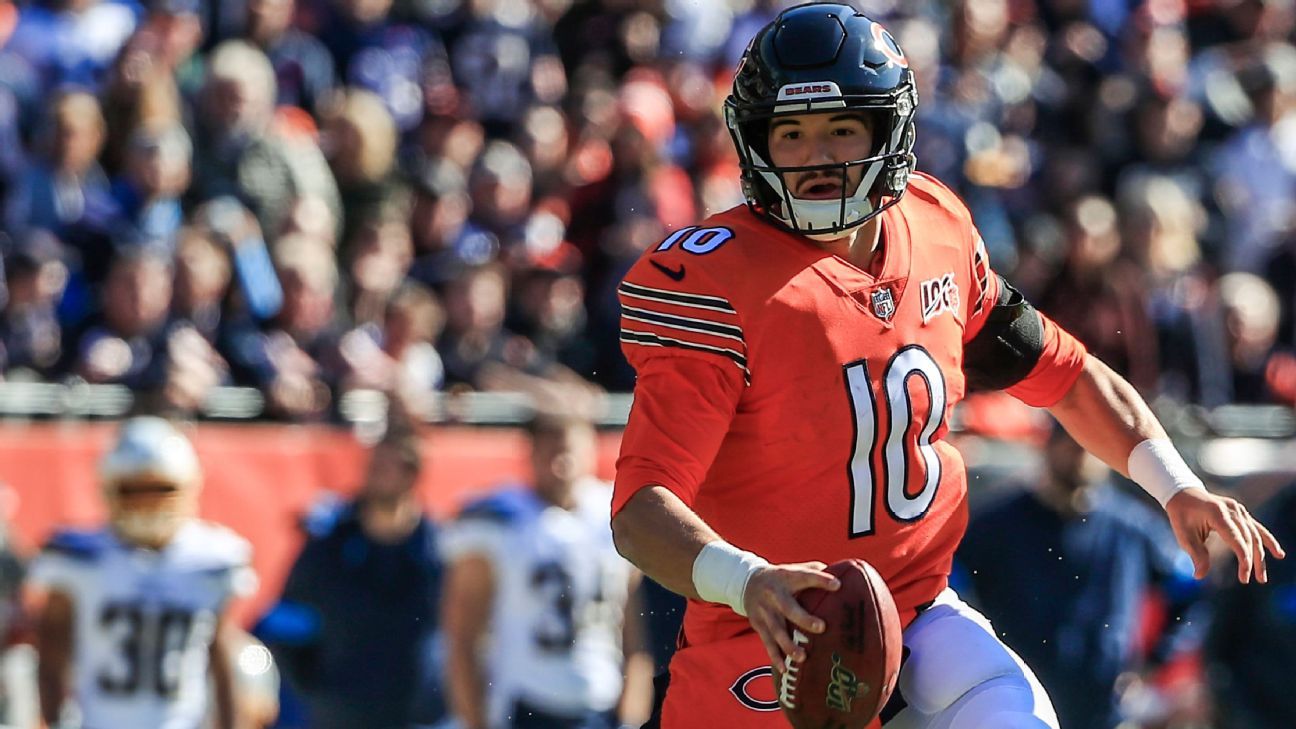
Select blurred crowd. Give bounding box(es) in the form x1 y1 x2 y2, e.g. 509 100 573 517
1 0 1296 419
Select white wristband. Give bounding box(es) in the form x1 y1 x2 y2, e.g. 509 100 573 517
1127 438 1206 508
692 540 769 616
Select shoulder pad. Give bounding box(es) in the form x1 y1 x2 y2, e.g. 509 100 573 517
185 521 254 570
458 488 542 524
42 528 113 561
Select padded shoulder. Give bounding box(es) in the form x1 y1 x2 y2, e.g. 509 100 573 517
179 521 254 571
904 172 975 225
458 487 544 525
42 528 114 561
299 492 354 538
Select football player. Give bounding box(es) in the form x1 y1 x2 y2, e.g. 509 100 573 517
609 5 1285 729
25 417 255 729
441 411 652 729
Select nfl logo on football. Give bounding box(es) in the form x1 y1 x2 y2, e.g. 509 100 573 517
871 288 895 320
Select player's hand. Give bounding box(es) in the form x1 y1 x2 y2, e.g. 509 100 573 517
743 561 840 670
1165 488 1285 583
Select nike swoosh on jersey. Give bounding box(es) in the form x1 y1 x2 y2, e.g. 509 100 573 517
649 259 687 281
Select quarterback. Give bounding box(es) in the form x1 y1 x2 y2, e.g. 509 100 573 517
26 417 255 729
610 4 1285 729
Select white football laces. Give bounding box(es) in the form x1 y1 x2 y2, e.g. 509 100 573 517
778 629 811 709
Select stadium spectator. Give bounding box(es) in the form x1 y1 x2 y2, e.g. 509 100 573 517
1036 195 1160 394
7 0 137 91
190 40 341 241
98 29 185 178
1206 480 1296 728
956 427 1205 729
63 247 174 388
508 264 595 377
318 87 404 247
315 0 446 132
467 140 533 248
342 213 413 327
225 232 340 419
438 262 542 390
171 225 233 345
339 281 445 403
441 408 652 729
240 0 337 114
109 122 191 246
1210 44 1296 273
407 159 495 288
139 0 208 100
0 235 66 377
5 90 114 244
257 419 447 729
449 0 567 136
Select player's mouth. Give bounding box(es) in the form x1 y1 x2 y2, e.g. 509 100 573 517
797 177 844 199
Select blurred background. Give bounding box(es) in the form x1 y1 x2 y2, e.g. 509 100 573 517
0 0 1293 726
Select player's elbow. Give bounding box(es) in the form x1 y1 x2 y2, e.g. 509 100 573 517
610 508 638 565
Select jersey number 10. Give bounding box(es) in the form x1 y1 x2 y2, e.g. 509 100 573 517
844 346 947 536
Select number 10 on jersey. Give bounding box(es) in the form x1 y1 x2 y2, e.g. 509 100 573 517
844 346 948 536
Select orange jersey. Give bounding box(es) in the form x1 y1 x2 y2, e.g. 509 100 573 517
613 173 1087 648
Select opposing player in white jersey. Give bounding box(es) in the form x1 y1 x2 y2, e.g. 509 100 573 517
442 411 652 729
25 416 256 729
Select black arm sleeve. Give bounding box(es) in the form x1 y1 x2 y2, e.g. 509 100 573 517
963 274 1046 392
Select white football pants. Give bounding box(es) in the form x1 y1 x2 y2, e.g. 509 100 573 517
884 589 1059 729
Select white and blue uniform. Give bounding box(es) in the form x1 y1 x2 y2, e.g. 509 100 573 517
442 479 631 727
27 521 255 729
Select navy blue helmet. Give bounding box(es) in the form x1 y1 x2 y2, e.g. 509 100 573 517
725 3 918 239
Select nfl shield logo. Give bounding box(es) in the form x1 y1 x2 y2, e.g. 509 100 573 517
871 288 895 320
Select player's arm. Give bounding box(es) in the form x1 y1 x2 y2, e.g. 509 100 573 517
611 355 838 670
1049 355 1285 582
440 552 494 729
34 588 73 727
209 616 240 729
617 571 653 726
962 271 1285 583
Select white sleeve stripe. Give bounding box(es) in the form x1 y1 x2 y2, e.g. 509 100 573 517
622 306 745 342
620 329 751 383
618 281 737 313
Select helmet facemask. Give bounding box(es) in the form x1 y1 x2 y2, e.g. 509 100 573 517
726 84 918 240
105 476 199 548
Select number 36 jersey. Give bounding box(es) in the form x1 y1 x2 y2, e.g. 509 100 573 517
613 173 1087 647
26 521 255 729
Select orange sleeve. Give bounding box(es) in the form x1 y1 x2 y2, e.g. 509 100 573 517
612 354 744 517
1003 313 1088 408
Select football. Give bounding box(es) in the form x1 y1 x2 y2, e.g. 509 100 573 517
778 559 904 729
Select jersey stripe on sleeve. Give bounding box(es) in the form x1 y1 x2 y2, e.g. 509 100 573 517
617 280 749 383
618 281 737 313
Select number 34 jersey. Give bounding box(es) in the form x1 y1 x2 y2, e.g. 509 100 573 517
26 521 256 729
442 480 631 723
613 173 1087 647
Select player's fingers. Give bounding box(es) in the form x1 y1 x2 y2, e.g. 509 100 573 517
774 590 826 636
766 614 801 664
784 566 841 594
1257 520 1286 560
1241 509 1268 583
753 620 785 670
1213 504 1254 583
1174 520 1211 579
